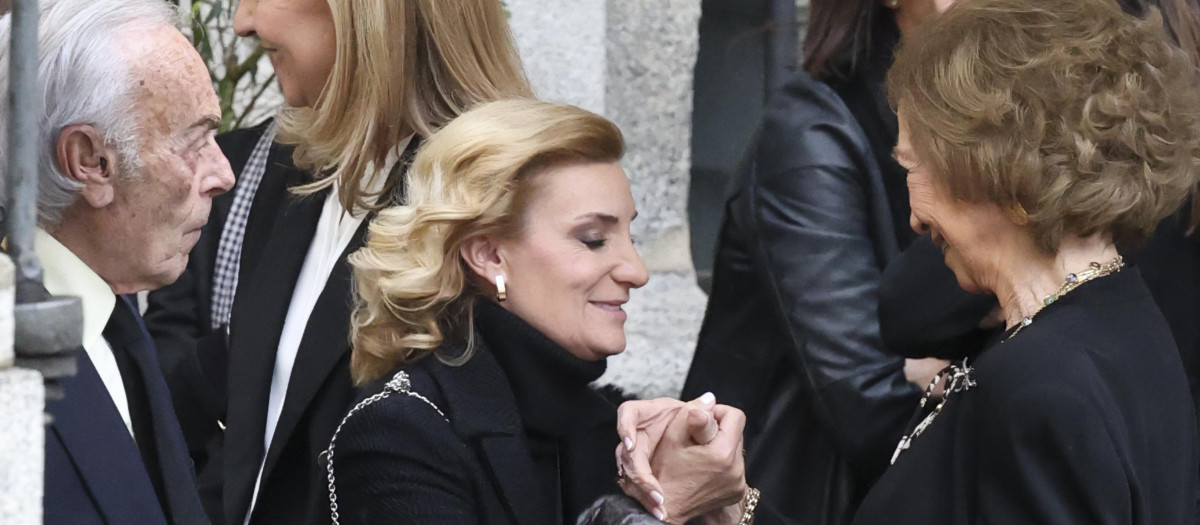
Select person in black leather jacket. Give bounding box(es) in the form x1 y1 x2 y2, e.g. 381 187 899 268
681 1 976 522
682 67 923 525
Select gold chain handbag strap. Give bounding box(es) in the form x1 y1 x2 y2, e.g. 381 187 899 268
322 371 448 525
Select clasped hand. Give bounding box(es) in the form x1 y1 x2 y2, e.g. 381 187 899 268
614 394 749 524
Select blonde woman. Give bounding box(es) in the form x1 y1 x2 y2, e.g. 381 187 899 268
155 1 533 524
325 99 758 525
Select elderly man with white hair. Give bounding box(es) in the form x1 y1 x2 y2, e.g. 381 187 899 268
0 0 234 523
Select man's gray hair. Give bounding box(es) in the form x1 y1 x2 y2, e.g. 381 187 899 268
0 0 184 227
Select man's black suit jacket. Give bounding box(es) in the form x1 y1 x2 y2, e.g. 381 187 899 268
47 296 209 525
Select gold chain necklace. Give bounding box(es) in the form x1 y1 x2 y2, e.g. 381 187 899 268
1006 255 1125 340
890 255 1125 464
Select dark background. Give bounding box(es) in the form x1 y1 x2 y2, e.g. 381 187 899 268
689 0 805 291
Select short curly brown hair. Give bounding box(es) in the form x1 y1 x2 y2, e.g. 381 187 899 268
887 0 1200 252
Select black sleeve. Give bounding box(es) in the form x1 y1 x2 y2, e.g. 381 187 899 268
333 394 482 525
877 234 998 360
744 86 919 473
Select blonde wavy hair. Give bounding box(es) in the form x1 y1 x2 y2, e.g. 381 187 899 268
888 0 1200 252
278 0 533 215
348 99 625 385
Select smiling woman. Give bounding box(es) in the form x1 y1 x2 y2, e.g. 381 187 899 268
849 0 1200 522
348 99 643 384
323 99 666 524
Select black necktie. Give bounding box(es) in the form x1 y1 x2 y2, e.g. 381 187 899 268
105 295 166 507
104 294 208 525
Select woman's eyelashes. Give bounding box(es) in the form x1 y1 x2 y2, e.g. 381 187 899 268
582 236 608 250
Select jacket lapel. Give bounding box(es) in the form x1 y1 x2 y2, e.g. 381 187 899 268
259 217 365 477
48 349 168 525
223 187 324 524
227 137 422 522
428 344 546 525
255 136 424 489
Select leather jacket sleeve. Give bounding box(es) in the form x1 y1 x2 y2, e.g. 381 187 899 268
739 78 920 473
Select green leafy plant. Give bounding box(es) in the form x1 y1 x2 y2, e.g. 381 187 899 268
170 0 277 132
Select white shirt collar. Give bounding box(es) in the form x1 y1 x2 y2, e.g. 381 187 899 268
35 228 115 352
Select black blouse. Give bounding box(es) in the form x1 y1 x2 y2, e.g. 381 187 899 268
854 268 1198 524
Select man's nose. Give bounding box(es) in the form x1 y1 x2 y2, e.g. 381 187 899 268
206 155 236 197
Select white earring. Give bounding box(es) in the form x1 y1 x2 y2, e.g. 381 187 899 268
495 275 507 302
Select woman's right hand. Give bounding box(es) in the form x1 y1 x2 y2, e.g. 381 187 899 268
616 399 749 524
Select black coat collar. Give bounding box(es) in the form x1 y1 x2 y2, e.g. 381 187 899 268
474 300 615 438
412 300 618 524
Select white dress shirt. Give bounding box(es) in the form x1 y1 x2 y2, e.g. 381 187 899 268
244 136 409 523
36 229 129 437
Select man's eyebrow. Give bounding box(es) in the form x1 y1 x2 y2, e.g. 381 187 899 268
191 115 222 131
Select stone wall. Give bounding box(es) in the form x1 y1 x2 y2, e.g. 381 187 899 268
0 255 44 525
508 0 706 399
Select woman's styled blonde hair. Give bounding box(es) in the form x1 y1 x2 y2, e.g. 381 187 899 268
279 0 533 214
888 0 1200 252
348 99 625 385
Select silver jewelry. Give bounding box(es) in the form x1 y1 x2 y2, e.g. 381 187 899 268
891 358 976 464
323 371 447 525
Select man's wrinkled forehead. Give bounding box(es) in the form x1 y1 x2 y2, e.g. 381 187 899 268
123 26 221 136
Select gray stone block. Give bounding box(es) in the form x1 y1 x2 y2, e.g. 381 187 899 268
0 254 12 368
506 0 607 113
0 368 44 525
508 0 707 398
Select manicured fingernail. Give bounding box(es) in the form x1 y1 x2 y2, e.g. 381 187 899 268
651 490 664 505
699 391 716 406
624 436 634 451
653 508 665 520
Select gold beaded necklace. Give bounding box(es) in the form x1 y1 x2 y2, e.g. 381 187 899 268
889 255 1125 464
1005 255 1125 340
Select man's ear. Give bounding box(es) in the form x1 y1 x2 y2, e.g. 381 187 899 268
459 234 506 289
56 123 114 208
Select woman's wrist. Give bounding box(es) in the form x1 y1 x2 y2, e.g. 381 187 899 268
697 487 759 525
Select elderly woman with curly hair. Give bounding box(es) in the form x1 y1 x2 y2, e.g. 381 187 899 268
846 0 1200 521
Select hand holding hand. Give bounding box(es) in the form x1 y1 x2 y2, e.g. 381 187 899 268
614 394 717 518
616 396 748 524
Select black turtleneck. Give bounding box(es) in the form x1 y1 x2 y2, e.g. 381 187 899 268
473 300 622 523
